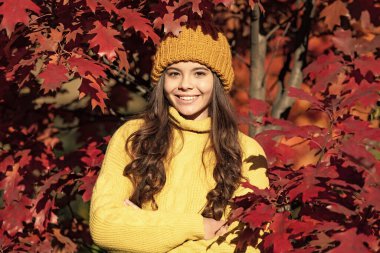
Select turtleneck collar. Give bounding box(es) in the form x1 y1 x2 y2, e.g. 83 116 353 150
168 107 211 133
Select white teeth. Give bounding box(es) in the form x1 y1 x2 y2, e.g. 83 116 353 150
179 96 196 101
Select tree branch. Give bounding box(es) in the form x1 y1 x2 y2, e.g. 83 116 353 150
271 0 316 119
249 4 267 136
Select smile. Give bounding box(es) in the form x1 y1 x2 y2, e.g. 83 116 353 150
176 95 200 101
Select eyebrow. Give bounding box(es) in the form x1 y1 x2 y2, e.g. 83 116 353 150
165 67 211 72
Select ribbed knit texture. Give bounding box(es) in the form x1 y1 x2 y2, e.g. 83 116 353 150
89 107 269 253
151 26 234 91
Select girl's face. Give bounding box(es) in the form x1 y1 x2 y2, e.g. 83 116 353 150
164 61 214 120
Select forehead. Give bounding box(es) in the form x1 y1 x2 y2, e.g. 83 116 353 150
167 61 210 70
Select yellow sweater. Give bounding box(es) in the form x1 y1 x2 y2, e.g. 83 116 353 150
90 107 269 253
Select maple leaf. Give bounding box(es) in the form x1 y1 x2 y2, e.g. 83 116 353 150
0 0 40 37
153 4 188 36
288 165 327 202
52 228 77 253
0 162 24 204
118 7 160 45
15 149 32 168
330 228 372 253
116 49 130 72
320 0 350 31
97 0 118 14
303 51 344 93
354 56 380 76
288 87 323 107
81 141 104 167
0 197 33 237
331 29 356 56
341 141 377 168
360 186 380 210
78 77 108 113
248 98 269 116
190 0 202 15
264 212 293 253
38 63 69 94
67 56 106 79
340 80 380 108
242 203 275 228
88 21 123 61
79 170 98 202
85 0 98 13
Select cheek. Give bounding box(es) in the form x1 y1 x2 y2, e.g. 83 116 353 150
163 79 177 94
199 78 214 97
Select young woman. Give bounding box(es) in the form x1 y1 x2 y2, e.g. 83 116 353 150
89 24 269 253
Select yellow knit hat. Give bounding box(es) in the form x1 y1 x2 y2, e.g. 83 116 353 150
151 25 234 91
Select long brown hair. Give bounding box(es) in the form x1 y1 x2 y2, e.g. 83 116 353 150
124 73 243 220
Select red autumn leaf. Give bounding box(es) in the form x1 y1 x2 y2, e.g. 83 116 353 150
15 149 32 168
0 197 32 237
340 80 380 108
242 203 275 228
341 141 377 167
81 142 104 167
248 98 269 116
0 154 14 172
304 53 344 92
85 0 98 13
116 49 130 72
78 170 98 202
190 0 202 15
52 228 77 253
288 166 326 202
288 218 316 237
97 0 118 14
38 63 69 94
118 7 160 44
275 143 297 165
360 186 380 210
320 0 349 31
32 199 58 233
354 56 380 76
336 117 380 142
264 212 293 253
78 77 108 113
324 200 356 217
330 228 372 253
88 21 123 61
0 0 40 37
0 162 23 203
288 87 323 107
153 5 188 36
331 29 356 56
67 56 106 79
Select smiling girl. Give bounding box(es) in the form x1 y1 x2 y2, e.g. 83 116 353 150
89 24 269 253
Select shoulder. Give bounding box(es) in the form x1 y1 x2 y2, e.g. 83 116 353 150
238 131 269 190
112 118 145 140
238 131 266 159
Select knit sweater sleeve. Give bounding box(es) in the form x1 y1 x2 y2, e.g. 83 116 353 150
235 133 269 197
89 120 205 253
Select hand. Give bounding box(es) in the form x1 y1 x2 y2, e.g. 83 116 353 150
203 217 228 240
124 199 140 209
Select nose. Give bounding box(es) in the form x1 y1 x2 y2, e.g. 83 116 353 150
178 74 194 90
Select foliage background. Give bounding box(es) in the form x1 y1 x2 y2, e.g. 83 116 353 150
0 0 379 252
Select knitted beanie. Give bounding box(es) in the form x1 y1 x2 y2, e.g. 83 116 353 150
151 25 234 91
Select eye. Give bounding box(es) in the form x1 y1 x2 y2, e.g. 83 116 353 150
194 71 207 77
166 71 180 78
